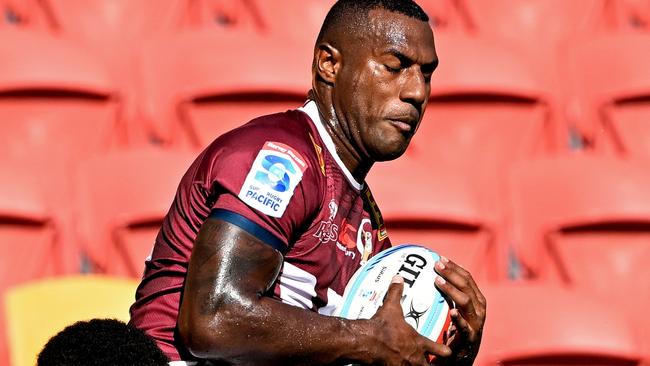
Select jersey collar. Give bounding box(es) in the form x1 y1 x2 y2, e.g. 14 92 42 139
298 100 364 191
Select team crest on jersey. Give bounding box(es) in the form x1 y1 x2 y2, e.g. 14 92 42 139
238 141 308 218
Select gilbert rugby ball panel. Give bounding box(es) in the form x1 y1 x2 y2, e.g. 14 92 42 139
338 244 450 343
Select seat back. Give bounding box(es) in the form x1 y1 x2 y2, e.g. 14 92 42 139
475 283 644 366
417 35 558 181
4 275 138 366
462 0 611 44
368 154 504 282
137 30 311 149
0 0 51 30
0 29 122 164
508 156 650 303
74 149 195 277
564 34 650 158
40 0 193 40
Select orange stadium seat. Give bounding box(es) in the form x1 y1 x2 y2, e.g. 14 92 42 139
416 34 561 185
73 149 195 277
367 154 506 282
507 155 650 344
475 283 645 366
563 33 650 158
4 275 138 366
137 30 312 149
0 29 124 170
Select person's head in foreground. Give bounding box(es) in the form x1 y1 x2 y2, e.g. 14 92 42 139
37 318 169 366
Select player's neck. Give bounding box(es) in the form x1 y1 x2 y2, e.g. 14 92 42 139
309 90 373 183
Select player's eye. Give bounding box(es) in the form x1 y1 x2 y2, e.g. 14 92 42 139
385 64 402 73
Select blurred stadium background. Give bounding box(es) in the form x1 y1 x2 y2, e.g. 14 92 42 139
1 0 650 365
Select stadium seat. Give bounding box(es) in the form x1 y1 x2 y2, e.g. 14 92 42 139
0 29 124 169
36 0 194 39
191 0 265 31
416 0 473 33
73 149 195 277
416 34 561 183
461 0 612 45
0 0 51 30
475 283 645 366
4 275 138 366
609 0 650 32
137 30 312 149
0 158 74 366
563 33 650 158
507 155 650 336
367 154 506 282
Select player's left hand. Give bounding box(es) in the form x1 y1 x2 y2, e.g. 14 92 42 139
433 256 486 366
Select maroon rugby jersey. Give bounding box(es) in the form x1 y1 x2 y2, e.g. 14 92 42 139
129 101 391 361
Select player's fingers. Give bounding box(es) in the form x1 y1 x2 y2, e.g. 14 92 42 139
381 275 404 309
434 274 473 312
449 308 474 340
421 336 452 360
435 258 478 296
438 257 483 304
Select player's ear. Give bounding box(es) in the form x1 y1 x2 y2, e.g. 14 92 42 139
315 42 341 85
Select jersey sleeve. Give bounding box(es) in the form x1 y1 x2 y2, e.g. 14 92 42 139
204 118 324 254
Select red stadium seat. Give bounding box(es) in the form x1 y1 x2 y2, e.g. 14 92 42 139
137 30 312 149
37 0 194 40
191 0 265 32
475 283 645 366
73 149 195 277
367 154 506 282
416 34 561 185
609 0 650 32
416 0 473 33
0 0 51 30
461 0 612 44
0 159 72 366
563 33 650 158
507 155 650 341
0 29 124 165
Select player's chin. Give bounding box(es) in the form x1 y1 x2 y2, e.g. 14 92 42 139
371 135 412 162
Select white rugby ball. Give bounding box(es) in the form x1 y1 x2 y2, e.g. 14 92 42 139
337 244 451 343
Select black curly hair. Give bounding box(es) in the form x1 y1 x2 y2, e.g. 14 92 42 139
37 318 169 366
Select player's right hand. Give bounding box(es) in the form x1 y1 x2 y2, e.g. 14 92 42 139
366 275 452 366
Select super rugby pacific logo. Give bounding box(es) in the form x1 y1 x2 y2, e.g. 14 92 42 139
238 142 307 218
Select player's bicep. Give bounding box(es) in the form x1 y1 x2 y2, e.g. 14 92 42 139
178 215 283 346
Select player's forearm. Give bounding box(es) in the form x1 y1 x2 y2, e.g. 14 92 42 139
181 295 378 365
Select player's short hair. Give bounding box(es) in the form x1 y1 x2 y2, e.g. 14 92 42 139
316 0 429 43
37 318 169 366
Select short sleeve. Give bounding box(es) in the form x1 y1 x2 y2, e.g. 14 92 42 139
204 119 324 254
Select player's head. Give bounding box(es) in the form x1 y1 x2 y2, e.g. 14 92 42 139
37 318 169 366
313 0 437 162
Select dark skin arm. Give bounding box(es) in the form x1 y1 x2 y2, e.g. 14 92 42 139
178 218 452 366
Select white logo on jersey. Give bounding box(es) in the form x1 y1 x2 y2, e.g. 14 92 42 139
239 141 307 218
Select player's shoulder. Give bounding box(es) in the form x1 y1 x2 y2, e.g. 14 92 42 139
200 108 325 185
213 109 316 156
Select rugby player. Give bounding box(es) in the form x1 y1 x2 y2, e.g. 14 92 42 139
130 0 486 365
